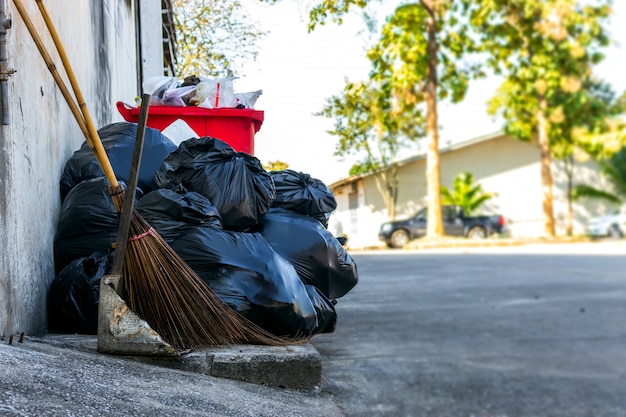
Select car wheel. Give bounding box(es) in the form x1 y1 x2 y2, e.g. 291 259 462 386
390 229 410 249
467 226 487 239
609 224 623 239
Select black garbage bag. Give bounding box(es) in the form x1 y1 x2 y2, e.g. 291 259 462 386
154 137 275 231
60 122 176 200
304 285 337 334
53 177 143 274
54 177 123 274
170 224 321 337
48 250 113 334
136 188 222 244
255 208 358 300
269 169 337 227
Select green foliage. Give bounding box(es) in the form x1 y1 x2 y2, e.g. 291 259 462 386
573 147 626 205
317 79 423 218
367 3 484 109
308 0 370 31
477 0 614 144
551 80 623 158
489 76 625 159
262 160 289 171
557 81 626 160
349 160 377 176
173 0 266 77
318 79 423 171
440 172 496 216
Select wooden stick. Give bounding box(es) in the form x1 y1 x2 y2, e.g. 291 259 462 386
110 93 151 292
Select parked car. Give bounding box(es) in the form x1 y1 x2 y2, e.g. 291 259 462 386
586 206 626 239
378 204 506 248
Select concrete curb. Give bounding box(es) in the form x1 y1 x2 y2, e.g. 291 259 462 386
35 335 322 390
350 237 599 252
128 344 322 390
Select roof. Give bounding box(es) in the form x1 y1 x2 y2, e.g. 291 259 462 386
327 130 506 189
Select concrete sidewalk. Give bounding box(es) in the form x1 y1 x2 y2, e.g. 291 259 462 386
0 334 341 417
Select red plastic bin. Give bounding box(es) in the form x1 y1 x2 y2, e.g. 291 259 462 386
116 102 264 155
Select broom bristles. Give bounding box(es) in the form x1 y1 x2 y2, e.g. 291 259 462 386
116 202 293 350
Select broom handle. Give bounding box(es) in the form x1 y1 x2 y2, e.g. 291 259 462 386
111 93 151 277
33 0 119 188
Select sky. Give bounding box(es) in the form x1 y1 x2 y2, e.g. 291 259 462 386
234 1 626 186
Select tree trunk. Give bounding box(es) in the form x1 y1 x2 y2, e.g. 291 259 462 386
424 1 444 238
537 96 556 237
564 156 573 236
375 168 398 220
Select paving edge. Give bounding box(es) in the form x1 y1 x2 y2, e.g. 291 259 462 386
124 344 322 390
35 335 322 390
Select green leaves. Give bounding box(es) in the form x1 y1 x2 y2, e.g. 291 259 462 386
262 160 289 171
173 0 266 77
367 3 482 106
318 79 424 165
481 0 620 156
440 172 497 216
481 2 612 98
308 0 370 31
574 147 626 205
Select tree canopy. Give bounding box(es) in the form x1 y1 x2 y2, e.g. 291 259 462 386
173 0 266 77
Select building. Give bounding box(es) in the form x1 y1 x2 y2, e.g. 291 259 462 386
328 131 615 249
0 1 175 338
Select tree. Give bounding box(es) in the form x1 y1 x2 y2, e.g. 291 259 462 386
318 80 424 220
473 0 613 237
310 1 483 238
550 80 625 235
440 172 496 216
573 147 626 206
173 0 266 76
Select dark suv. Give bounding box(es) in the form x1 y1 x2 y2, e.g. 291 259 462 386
378 205 506 248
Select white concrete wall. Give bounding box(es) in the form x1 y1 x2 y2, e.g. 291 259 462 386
138 0 166 81
0 0 157 338
329 182 388 249
332 134 613 248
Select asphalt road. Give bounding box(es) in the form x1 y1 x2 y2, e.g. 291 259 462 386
311 241 626 417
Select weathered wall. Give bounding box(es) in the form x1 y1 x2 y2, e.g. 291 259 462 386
0 0 141 338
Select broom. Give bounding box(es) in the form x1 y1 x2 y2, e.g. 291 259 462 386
15 0 292 349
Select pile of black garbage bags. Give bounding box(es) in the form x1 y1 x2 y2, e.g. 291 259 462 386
48 122 358 340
